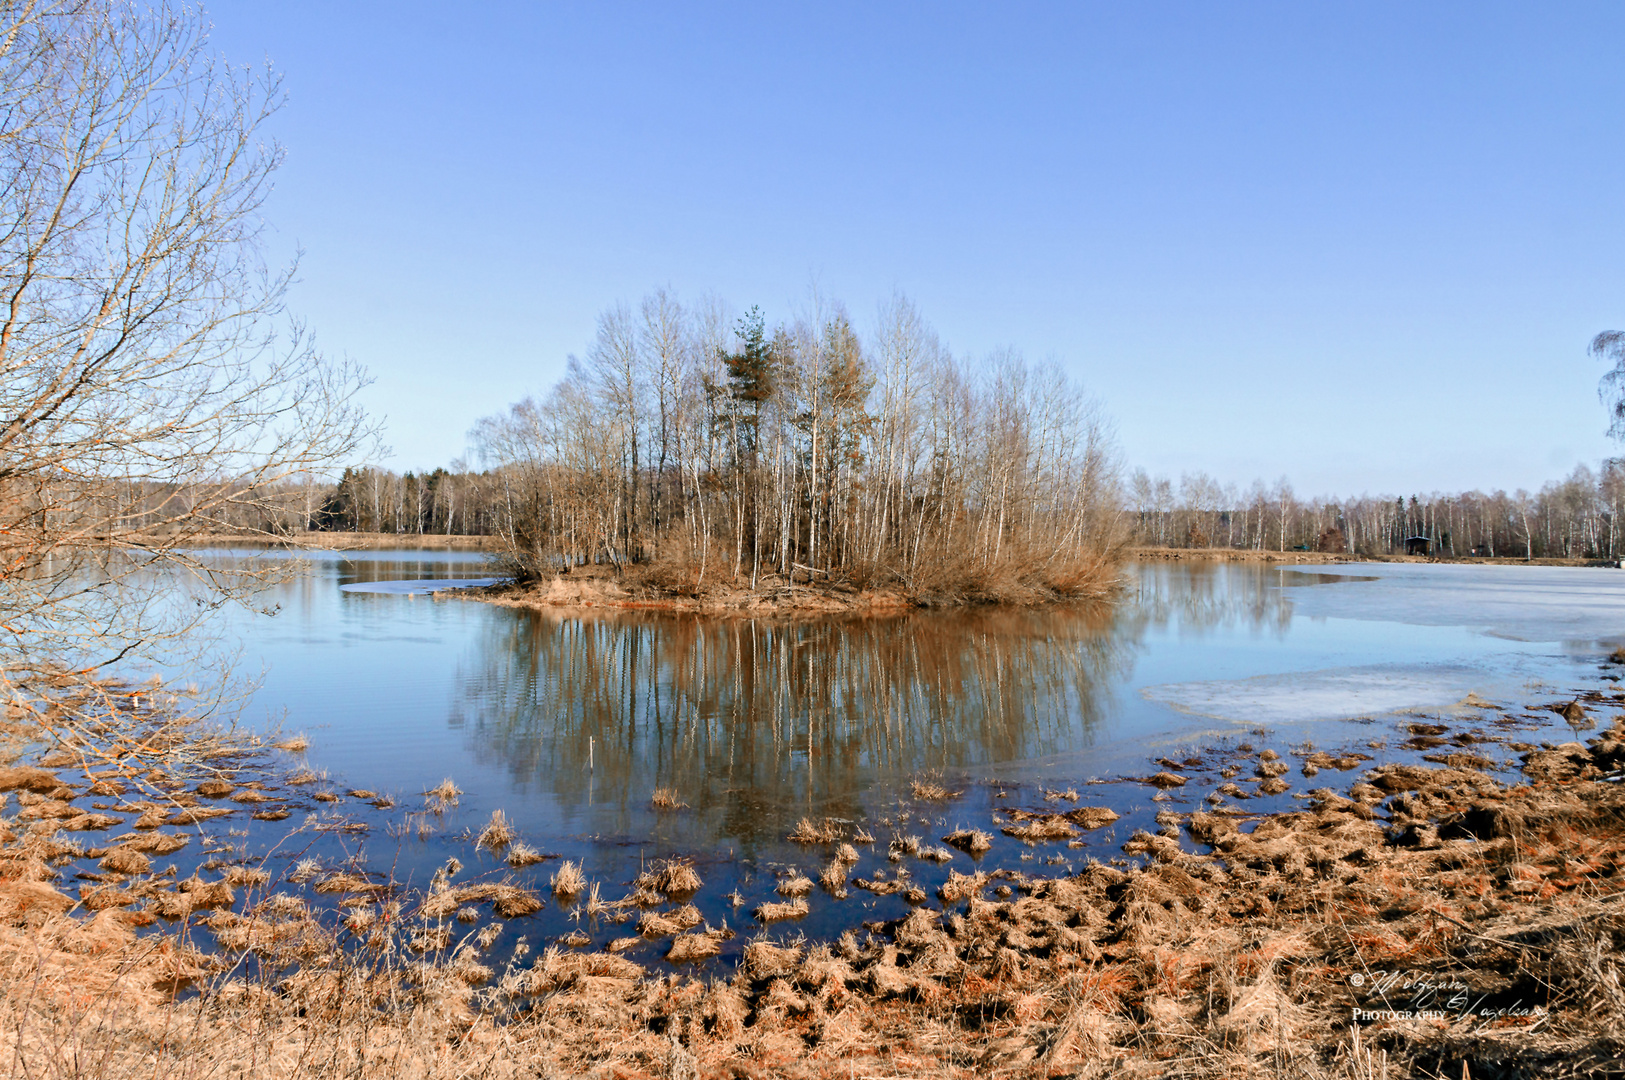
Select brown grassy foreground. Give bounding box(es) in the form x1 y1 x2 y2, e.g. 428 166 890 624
4 711 1625 1077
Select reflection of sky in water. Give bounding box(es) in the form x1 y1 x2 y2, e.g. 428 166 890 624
197 553 1620 864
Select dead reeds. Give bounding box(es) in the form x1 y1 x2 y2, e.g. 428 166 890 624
423 778 461 811
786 816 842 844
475 809 516 852
8 676 1625 1080
753 898 809 923
549 860 585 901
506 842 545 868
909 776 954 801
649 787 687 810
634 858 702 897
944 827 993 855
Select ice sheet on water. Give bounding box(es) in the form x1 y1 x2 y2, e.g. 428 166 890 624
1144 663 1500 725
1275 563 1625 643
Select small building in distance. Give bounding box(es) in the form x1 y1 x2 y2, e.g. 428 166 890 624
1404 536 1431 556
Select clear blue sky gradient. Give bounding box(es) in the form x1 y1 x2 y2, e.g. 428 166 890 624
208 1 1625 496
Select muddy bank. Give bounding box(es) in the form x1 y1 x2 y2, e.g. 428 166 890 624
3 675 1624 1076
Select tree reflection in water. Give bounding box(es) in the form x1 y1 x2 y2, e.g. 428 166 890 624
447 563 1294 844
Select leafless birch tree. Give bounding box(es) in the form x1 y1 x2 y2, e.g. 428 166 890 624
0 1 375 676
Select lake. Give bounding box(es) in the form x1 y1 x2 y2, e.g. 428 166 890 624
149 549 1621 957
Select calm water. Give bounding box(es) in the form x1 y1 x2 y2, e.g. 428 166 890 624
135 551 1624 960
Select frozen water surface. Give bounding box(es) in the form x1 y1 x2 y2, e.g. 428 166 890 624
1135 561 1621 733
1274 562 1625 643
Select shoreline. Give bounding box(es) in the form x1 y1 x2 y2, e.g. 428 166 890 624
183 530 505 551
1130 545 1622 567
3 663 1623 1076
146 532 1625 568
458 562 1124 617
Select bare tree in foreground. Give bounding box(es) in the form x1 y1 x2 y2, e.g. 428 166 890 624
0 1 375 688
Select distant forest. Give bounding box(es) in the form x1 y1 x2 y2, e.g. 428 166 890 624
1124 463 1624 559
262 458 1625 562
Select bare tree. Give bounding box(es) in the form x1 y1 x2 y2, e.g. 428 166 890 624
1591 331 1625 442
473 288 1123 601
0 1 375 677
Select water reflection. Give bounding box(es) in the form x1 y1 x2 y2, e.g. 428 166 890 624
1119 562 1296 638
444 564 1311 845
451 605 1136 844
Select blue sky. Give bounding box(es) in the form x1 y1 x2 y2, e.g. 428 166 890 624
209 1 1625 495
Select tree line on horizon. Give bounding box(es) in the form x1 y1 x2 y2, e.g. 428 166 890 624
263 455 1625 562
1125 462 1625 559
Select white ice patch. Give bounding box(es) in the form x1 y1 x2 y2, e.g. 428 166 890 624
1142 664 1487 725
1272 563 1625 644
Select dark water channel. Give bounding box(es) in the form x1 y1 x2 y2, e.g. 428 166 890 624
86 552 1625 968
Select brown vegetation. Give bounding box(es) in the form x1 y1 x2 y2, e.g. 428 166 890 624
469 293 1122 608
649 787 687 810
548 860 586 901
475 810 517 852
6 701 1625 1077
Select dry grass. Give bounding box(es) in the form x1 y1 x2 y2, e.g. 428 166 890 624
548 860 585 901
271 733 310 752
753 898 809 923
505 843 544 868
1001 815 1080 842
667 929 729 962
635 857 703 897
99 847 152 875
423 778 461 810
786 816 842 844
909 777 954 801
475 809 516 852
936 868 987 902
818 857 849 898
636 904 703 938
944 827 993 855
649 787 687 810
775 874 813 898
8 684 1625 1079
